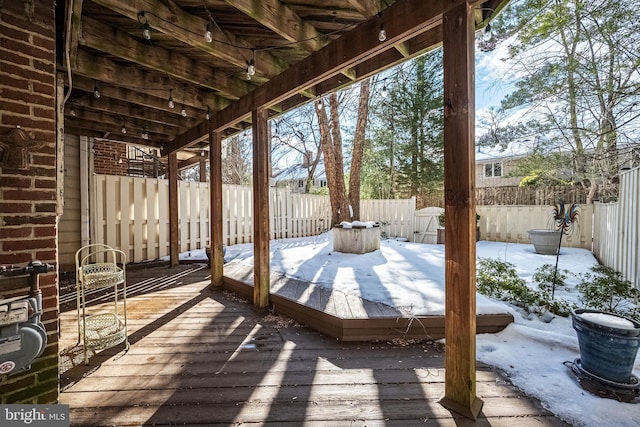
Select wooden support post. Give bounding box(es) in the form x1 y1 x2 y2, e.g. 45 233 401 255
199 157 207 183
252 108 270 308
210 127 224 287
168 152 179 267
439 1 482 420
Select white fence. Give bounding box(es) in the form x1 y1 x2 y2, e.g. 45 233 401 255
593 167 640 289
477 204 593 250
93 171 639 289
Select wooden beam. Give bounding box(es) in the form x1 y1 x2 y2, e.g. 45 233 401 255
344 0 382 18
90 0 285 78
168 153 179 267
224 0 327 52
166 0 468 153
70 56 231 113
210 128 224 288
70 83 196 129
65 0 84 69
65 106 180 137
64 118 171 144
212 0 465 133
80 16 252 99
252 108 270 308
177 153 206 170
439 1 482 421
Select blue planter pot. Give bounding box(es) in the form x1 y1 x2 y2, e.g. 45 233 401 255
572 309 640 384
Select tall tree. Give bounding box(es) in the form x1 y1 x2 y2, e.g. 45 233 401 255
271 104 323 193
365 52 445 204
485 0 640 201
315 79 371 224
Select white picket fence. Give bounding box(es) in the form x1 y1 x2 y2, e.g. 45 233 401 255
93 171 639 289
593 167 640 289
477 204 594 250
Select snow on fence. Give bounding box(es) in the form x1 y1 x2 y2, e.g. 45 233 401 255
593 167 640 289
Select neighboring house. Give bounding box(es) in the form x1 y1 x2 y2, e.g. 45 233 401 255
273 158 327 192
475 141 530 188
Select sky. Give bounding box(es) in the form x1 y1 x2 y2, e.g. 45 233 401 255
180 233 640 427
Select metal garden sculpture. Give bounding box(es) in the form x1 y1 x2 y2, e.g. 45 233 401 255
550 201 579 299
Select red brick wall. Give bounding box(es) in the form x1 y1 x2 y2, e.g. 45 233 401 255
0 2 59 403
93 139 128 176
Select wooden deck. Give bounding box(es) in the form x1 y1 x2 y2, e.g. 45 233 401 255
221 261 514 341
59 264 568 426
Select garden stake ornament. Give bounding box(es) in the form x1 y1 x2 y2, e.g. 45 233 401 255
551 202 579 299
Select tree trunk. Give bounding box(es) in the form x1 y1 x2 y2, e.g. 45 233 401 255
315 98 349 225
348 79 371 220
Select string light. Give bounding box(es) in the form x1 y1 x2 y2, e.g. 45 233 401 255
205 23 213 43
206 106 211 120
168 89 175 109
70 101 76 116
381 84 388 98
121 121 127 134
181 104 187 117
143 23 152 40
378 24 386 42
483 23 493 42
93 81 101 99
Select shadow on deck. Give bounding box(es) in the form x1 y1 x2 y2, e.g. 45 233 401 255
59 264 567 426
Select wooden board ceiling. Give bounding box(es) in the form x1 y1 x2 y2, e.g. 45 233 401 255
61 0 507 157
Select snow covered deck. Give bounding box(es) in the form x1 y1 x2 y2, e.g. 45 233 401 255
222 261 513 341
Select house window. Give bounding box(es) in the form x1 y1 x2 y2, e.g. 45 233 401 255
297 179 305 188
318 179 327 188
484 162 502 178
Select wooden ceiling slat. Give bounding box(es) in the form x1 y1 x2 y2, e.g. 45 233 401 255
164 0 475 154
80 16 252 99
90 0 286 78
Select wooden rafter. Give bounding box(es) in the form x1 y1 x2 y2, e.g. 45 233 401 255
65 0 84 69
164 0 476 154
90 0 286 78
80 16 252 99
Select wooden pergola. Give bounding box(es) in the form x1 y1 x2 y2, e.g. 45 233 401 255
62 0 509 419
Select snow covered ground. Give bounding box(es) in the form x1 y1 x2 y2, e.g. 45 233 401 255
181 233 640 426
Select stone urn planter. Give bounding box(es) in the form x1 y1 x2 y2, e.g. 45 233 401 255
527 229 562 255
571 309 640 385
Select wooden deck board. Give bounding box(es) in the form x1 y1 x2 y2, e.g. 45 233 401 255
222 263 514 341
60 264 566 426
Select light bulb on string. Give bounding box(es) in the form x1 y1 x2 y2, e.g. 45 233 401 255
121 124 127 134
205 23 213 43
381 85 388 98
483 23 492 42
168 89 175 109
246 69 252 81
143 23 151 40
206 106 211 120
378 24 386 42
247 60 255 76
70 102 76 116
181 105 187 117
93 82 101 99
